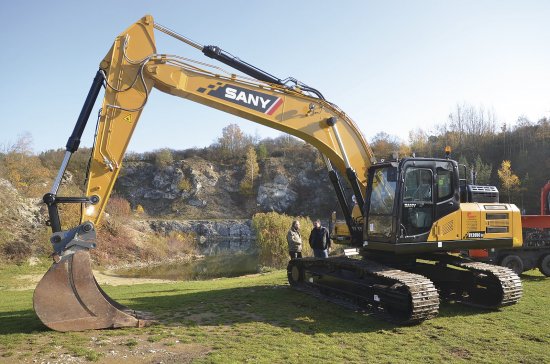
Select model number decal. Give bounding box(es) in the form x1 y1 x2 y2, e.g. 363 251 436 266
466 232 484 239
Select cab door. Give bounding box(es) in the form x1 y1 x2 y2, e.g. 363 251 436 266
400 163 434 240
433 161 460 222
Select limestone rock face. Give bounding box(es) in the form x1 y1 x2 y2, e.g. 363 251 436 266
149 219 253 238
0 178 43 229
115 152 338 218
148 219 255 255
256 174 298 212
0 178 45 259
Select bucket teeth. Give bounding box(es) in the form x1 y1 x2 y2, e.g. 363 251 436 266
33 250 152 332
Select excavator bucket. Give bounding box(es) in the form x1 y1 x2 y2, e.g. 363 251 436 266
34 249 151 332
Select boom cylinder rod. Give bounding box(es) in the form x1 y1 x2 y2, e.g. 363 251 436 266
326 117 365 210
346 168 365 213
153 23 203 50
46 70 104 232
50 151 72 195
154 23 283 86
202 45 283 85
323 156 353 230
327 117 351 169
53 70 103 195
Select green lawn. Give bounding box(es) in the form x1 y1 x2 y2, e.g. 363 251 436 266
0 267 548 363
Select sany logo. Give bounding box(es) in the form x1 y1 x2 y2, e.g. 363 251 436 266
225 87 272 109
200 84 283 115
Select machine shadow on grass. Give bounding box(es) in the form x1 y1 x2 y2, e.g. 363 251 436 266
519 274 547 282
0 284 512 336
0 308 49 335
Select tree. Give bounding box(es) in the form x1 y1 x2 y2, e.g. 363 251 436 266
217 123 251 160
153 148 173 168
0 133 51 197
472 155 492 185
371 131 402 159
240 146 259 195
409 128 430 156
447 103 497 143
256 143 268 160
497 160 520 202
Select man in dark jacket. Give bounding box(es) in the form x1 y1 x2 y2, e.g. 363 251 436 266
309 219 331 258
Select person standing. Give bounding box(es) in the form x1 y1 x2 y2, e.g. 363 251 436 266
286 220 303 260
309 219 331 258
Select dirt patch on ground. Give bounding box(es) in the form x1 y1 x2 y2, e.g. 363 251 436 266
186 311 218 324
96 342 211 364
92 270 176 286
449 347 472 359
10 270 176 291
3 334 211 364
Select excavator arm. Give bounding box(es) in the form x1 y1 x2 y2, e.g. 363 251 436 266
35 15 374 332
84 15 374 226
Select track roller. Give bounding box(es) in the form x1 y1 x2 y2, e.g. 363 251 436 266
405 255 523 309
287 257 439 324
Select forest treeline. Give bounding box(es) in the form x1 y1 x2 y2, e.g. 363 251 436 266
369 104 550 213
1 103 549 214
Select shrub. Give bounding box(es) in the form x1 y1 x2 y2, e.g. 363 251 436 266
153 149 174 168
31 227 54 257
56 184 86 230
39 147 92 188
252 212 313 268
239 179 253 195
256 143 268 160
93 220 198 266
158 231 198 256
0 152 52 198
105 197 131 218
135 204 145 214
94 220 140 265
2 240 32 262
178 177 192 192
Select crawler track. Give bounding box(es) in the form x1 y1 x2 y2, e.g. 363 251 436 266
404 255 523 309
456 260 523 308
287 257 439 324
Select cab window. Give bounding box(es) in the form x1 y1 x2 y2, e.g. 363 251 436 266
402 167 433 236
403 168 432 203
436 164 453 201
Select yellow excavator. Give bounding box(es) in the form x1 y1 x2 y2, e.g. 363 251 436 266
34 15 523 331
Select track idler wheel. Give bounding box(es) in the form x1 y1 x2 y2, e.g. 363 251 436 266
287 259 304 286
33 250 151 331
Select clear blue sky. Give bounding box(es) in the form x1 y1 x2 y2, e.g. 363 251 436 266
2 0 550 153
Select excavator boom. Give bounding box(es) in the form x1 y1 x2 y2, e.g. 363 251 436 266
84 16 374 226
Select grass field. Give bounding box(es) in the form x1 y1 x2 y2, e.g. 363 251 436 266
0 264 549 363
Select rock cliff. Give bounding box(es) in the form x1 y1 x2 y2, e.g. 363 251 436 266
115 154 341 220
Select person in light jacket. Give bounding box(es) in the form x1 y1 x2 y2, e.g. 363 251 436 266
286 220 302 260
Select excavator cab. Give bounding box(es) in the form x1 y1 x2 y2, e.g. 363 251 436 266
362 158 518 254
364 158 459 248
